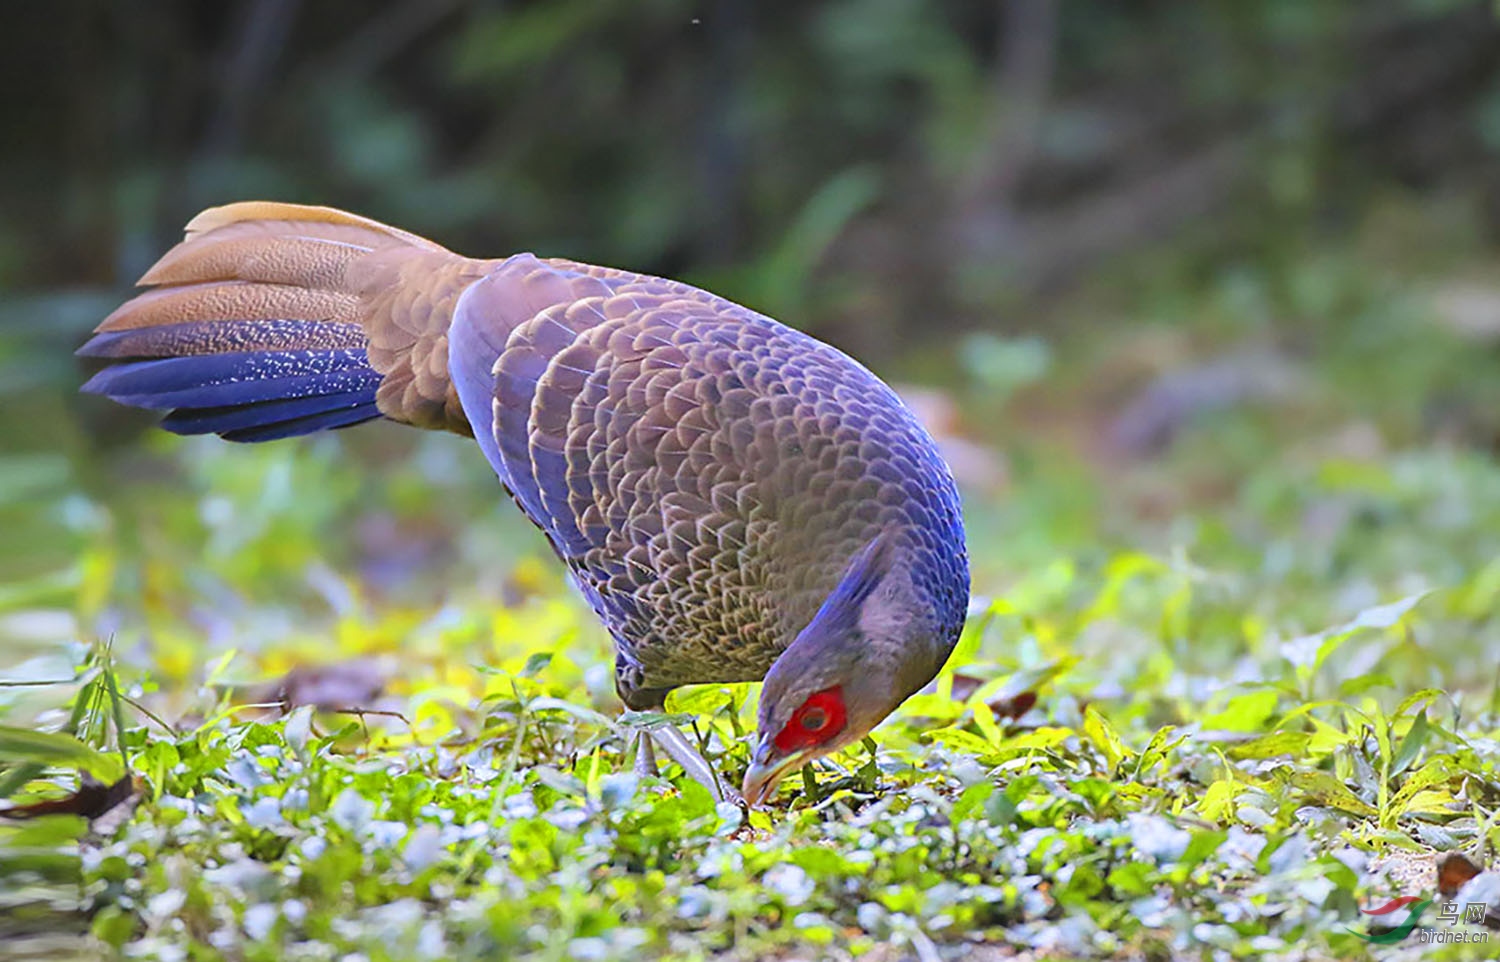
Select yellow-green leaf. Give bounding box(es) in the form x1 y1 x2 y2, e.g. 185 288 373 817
1083 706 1129 773
1280 769 1377 817
1225 731 1312 760
1197 779 1239 822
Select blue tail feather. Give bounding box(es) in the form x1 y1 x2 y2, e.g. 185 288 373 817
220 403 381 442
81 350 373 399
80 346 385 442
160 389 379 437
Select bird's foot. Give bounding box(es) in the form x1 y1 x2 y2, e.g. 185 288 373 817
632 731 659 780
646 722 741 806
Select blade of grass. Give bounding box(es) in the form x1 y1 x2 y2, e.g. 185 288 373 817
0 725 124 784
0 669 102 799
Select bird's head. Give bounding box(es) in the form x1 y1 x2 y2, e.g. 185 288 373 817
743 531 957 806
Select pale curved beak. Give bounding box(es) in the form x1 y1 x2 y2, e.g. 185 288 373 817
741 737 801 807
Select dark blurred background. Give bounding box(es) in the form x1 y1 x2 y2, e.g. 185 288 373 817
7 1 1500 357
5 0 1500 673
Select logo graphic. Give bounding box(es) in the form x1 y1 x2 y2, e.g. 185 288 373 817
1350 896 1433 945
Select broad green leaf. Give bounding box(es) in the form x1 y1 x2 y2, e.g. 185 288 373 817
520 652 554 678
968 657 1078 706
1392 689 1442 720
1134 725 1183 777
951 780 995 823
1398 789 1455 817
1280 769 1378 817
1197 779 1239 822
1081 552 1168 622
1312 592 1431 676
1200 689 1280 732
1387 757 1456 825
666 686 731 715
1106 861 1155 897
1082 706 1129 773
1390 711 1431 775
899 693 966 722
1225 731 1312 759
926 727 997 757
972 702 1003 747
531 697 616 730
1003 727 1073 753
1305 718 1355 756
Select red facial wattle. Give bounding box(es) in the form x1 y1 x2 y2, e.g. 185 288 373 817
773 686 848 754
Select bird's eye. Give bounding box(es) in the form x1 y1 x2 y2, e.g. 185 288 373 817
772 686 848 753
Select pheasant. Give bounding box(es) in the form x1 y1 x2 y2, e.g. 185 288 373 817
78 203 970 806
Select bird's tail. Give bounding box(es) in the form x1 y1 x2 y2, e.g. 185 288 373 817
79 202 494 441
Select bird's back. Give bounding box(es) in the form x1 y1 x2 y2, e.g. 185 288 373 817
448 254 966 703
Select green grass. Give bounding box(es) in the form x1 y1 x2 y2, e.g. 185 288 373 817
5 200 1500 960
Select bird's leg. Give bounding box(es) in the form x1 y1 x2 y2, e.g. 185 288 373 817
619 665 739 803
633 731 658 779
644 719 735 803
